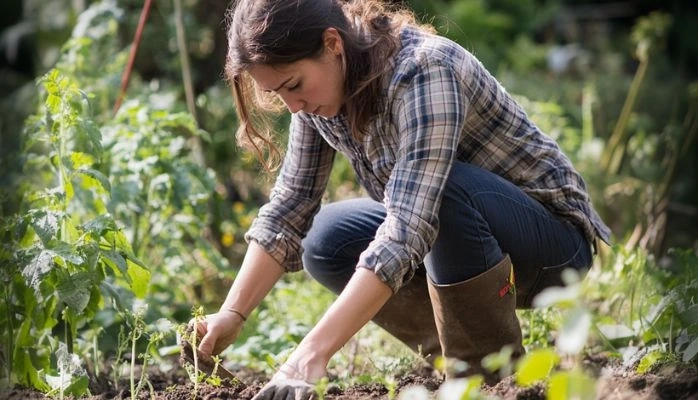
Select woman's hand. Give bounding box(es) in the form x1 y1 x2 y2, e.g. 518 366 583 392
253 268 393 400
194 309 246 357
252 345 327 400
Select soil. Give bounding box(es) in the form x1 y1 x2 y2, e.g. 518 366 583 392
2 356 697 400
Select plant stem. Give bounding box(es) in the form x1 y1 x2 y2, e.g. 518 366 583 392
192 320 199 399
601 57 649 174
131 328 137 400
3 282 13 388
131 211 141 256
93 330 99 377
59 364 65 400
173 0 197 121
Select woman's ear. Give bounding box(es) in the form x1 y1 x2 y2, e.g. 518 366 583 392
323 27 344 57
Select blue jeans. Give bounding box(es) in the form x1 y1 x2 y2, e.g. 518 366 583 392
302 161 593 307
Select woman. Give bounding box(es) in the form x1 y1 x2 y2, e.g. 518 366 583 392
195 0 611 398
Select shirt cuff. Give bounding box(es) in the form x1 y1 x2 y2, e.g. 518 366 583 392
244 221 303 273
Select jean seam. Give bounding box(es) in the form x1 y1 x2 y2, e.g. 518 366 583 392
524 237 586 306
543 235 585 270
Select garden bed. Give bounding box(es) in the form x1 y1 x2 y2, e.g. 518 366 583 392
3 355 697 399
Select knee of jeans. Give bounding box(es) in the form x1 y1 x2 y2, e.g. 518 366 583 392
301 238 326 278
302 242 351 293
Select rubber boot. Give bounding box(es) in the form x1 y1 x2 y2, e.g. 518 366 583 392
427 254 524 384
372 271 442 363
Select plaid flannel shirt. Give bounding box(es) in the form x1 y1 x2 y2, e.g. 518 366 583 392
245 26 611 293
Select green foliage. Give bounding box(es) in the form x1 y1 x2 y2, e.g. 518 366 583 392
103 98 226 312
0 69 149 395
1 2 229 393
547 368 596 400
587 247 698 369
407 0 558 70
516 348 559 387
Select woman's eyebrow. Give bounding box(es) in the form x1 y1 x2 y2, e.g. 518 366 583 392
269 77 294 92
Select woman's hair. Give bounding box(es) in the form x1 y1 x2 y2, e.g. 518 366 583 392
225 0 425 170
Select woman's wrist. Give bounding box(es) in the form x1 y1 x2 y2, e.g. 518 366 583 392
222 306 248 321
280 343 330 382
220 305 249 323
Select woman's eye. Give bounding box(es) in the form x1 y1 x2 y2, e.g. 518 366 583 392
288 82 300 91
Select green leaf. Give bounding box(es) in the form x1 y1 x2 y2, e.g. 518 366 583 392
78 118 103 154
46 94 61 113
679 304 698 326
63 375 89 396
556 307 591 355
63 170 75 201
104 230 138 259
515 348 560 387
636 350 665 373
127 259 150 298
682 337 698 362
77 167 111 192
102 249 129 282
100 281 126 311
68 152 94 169
47 240 85 265
82 215 117 235
14 351 51 392
31 210 60 244
16 316 33 348
56 272 93 313
22 250 54 291
548 370 596 400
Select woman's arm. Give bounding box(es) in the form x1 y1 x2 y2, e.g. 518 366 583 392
219 241 285 316
274 268 393 382
198 241 285 356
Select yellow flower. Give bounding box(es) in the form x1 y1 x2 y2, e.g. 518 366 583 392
221 232 235 247
232 201 245 214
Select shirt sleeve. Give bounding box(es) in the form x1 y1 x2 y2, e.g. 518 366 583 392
244 113 336 272
356 59 468 293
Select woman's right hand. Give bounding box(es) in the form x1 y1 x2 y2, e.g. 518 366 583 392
193 309 246 357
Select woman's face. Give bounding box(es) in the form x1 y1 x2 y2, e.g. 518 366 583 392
247 28 345 118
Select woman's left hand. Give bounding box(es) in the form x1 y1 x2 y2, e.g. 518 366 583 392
252 349 326 400
253 376 315 400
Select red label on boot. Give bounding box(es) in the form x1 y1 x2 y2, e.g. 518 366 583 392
499 268 516 298
499 282 512 298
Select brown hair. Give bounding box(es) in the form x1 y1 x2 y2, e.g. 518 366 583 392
225 0 424 170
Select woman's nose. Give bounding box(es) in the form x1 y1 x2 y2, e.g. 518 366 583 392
280 94 305 114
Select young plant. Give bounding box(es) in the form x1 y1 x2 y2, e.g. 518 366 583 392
177 306 208 398
126 305 165 400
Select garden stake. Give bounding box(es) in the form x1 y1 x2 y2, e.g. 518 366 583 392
113 0 154 115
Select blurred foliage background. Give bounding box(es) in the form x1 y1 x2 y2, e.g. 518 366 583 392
3 0 696 259
0 0 697 394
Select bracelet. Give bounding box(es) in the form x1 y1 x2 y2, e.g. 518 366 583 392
225 307 248 322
